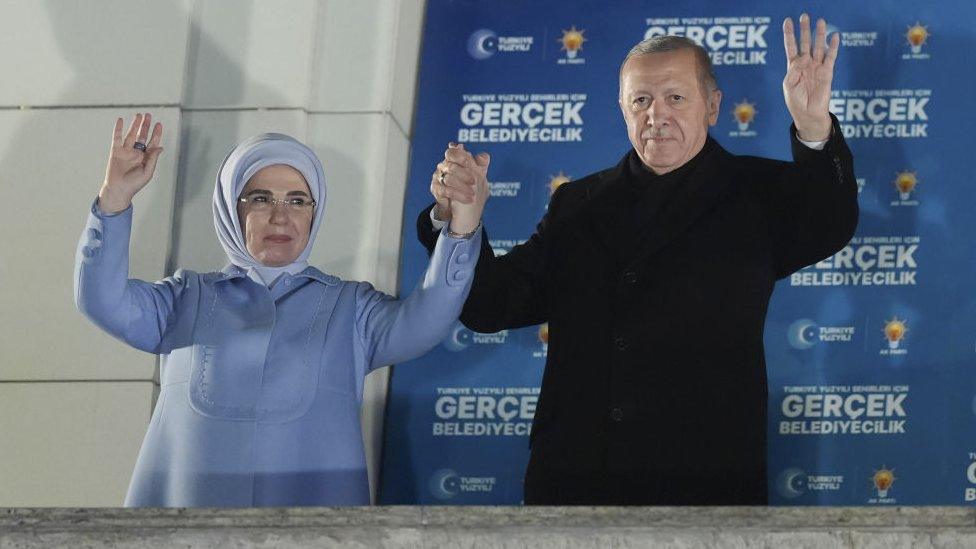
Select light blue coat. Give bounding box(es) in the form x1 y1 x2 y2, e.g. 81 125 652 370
75 203 480 506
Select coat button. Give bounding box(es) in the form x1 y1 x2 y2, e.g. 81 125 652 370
614 336 628 351
609 407 624 422
622 270 637 284
457 253 469 263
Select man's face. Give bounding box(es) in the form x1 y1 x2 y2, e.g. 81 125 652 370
618 49 721 174
236 164 314 267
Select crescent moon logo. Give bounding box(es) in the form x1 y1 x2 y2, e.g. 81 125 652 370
467 29 498 60
428 468 460 500
776 467 807 499
788 319 818 350
442 322 473 352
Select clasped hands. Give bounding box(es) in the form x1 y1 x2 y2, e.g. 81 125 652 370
430 143 489 235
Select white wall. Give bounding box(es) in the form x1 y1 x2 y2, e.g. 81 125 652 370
0 0 426 506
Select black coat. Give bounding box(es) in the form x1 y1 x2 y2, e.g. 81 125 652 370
417 120 858 505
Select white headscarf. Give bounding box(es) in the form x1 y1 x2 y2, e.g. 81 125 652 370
212 133 327 284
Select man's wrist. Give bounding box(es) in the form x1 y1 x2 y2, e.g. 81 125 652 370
795 119 832 142
432 203 451 223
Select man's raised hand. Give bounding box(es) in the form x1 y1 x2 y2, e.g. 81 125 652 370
783 14 838 142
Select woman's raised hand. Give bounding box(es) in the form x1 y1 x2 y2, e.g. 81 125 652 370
98 113 164 213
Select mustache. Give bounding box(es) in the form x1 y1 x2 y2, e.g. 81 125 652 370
640 129 670 140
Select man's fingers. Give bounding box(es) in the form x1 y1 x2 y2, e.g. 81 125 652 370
441 176 476 201
825 31 840 66
439 184 474 204
798 13 811 58
437 161 474 186
475 152 491 168
445 147 476 167
782 17 798 60
122 113 142 147
439 159 469 174
812 18 826 63
433 165 476 201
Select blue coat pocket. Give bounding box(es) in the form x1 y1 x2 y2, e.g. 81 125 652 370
187 281 341 422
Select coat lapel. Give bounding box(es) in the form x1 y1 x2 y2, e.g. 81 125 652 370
584 154 636 264
629 141 735 267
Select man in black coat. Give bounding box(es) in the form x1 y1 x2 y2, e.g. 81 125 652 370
418 14 858 505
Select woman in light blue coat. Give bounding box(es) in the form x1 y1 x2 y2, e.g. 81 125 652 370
74 114 488 507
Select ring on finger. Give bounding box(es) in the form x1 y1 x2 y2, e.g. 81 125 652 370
133 142 147 152
438 171 446 185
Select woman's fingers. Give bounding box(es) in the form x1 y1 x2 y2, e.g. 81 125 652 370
143 145 164 179
147 122 163 149
437 171 476 201
137 113 152 145
436 160 473 186
122 113 142 148
432 167 476 203
141 121 165 176
111 117 124 149
430 173 470 204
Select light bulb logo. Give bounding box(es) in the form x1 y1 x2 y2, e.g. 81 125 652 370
883 318 908 349
558 26 587 59
894 171 917 200
906 22 929 54
872 466 896 498
733 100 756 131
548 171 571 195
538 323 550 346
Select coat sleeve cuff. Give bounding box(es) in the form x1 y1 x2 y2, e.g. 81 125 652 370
790 113 844 163
79 198 133 264
435 224 484 288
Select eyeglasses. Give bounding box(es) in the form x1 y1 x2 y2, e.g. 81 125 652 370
238 195 316 213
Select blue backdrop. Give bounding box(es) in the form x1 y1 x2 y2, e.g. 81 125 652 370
380 0 976 505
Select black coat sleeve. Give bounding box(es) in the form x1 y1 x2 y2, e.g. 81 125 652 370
415 187 574 333
767 114 859 278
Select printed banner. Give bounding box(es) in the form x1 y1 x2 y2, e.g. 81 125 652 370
380 0 976 505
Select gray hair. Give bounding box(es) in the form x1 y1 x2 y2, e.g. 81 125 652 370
622 36 718 92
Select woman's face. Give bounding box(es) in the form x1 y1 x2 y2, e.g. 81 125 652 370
236 164 314 267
